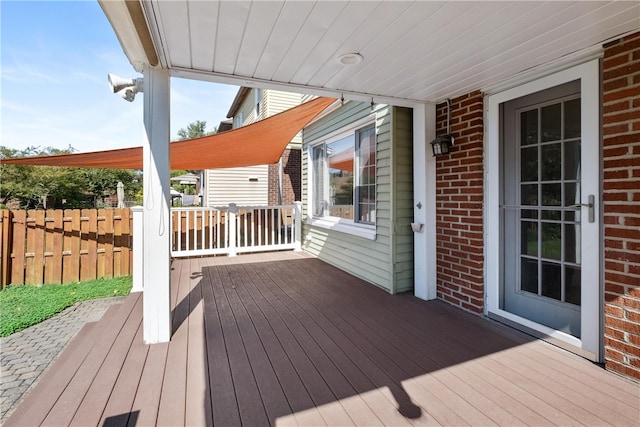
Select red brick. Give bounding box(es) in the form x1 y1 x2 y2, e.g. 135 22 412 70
603 169 630 180
605 360 640 381
605 325 626 341
603 109 640 124
602 192 629 202
626 310 640 322
603 157 638 169
603 133 640 146
603 123 630 136
605 282 626 295
604 36 640 58
604 180 639 190
606 249 640 264
603 146 631 158
603 62 640 81
605 316 640 334
604 99 631 114
603 77 630 92
604 86 640 103
603 53 632 69
605 347 625 362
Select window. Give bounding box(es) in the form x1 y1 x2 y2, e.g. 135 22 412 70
234 112 244 128
254 89 261 119
311 123 376 225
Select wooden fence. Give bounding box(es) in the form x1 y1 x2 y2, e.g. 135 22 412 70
0 209 132 288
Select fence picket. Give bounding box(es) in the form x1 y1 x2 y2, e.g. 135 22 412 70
103 209 114 279
44 209 63 284
1 211 12 287
81 209 98 281
63 209 81 284
25 210 45 285
10 211 26 285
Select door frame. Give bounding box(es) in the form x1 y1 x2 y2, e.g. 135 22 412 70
485 59 602 360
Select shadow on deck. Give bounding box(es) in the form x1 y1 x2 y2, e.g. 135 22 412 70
6 252 639 426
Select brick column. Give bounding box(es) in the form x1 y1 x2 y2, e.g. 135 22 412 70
435 91 485 313
602 32 640 380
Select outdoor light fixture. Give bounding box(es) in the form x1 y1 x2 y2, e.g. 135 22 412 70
430 98 454 156
108 73 144 102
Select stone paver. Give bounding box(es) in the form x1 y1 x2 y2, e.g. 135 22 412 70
0 297 125 423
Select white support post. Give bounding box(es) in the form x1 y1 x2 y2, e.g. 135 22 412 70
131 206 144 292
228 203 237 257
413 103 437 300
142 66 171 344
294 201 302 251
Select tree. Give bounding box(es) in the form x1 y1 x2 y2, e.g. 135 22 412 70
175 120 216 141
0 146 142 209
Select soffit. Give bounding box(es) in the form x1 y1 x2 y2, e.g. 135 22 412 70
105 1 639 104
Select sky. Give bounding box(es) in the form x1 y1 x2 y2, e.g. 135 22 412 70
1 0 239 153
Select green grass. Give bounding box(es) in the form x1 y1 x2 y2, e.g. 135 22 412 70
0 277 132 337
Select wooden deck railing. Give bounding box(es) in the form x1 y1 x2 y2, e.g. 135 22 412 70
0 209 132 288
169 203 302 258
1 204 302 288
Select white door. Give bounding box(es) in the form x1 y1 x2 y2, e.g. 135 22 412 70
486 59 601 358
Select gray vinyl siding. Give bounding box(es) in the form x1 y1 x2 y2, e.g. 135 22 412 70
205 165 268 206
302 101 414 293
265 90 303 148
392 107 414 293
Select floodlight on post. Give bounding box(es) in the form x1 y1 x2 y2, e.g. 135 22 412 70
108 73 144 102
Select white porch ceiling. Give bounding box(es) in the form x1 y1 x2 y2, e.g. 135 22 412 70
102 0 640 104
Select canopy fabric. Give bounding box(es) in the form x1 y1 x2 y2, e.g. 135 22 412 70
328 147 354 172
1 97 335 170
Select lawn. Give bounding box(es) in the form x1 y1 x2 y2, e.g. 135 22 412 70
0 277 132 337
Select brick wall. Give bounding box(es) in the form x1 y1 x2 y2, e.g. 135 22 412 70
602 32 640 380
435 91 485 314
268 149 301 205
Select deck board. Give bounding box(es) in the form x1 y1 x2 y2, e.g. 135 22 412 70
99 323 148 427
5 252 639 427
70 295 142 426
185 259 213 427
41 293 141 426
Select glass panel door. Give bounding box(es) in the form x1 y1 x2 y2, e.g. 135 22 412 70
502 81 583 338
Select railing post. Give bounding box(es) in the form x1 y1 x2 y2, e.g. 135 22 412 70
228 203 237 257
294 201 302 252
131 206 144 292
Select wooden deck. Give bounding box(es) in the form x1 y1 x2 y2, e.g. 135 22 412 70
6 252 639 426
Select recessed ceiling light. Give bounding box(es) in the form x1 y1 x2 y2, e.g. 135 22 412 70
337 53 363 66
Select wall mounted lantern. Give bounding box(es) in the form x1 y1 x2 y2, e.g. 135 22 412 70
430 98 454 157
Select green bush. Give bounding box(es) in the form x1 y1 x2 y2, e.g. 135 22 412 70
0 277 132 336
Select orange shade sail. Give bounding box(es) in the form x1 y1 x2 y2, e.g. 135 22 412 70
1 97 335 170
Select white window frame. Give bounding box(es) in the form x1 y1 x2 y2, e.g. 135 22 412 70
485 58 601 359
307 115 376 240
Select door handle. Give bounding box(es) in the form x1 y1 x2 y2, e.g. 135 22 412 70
568 194 595 223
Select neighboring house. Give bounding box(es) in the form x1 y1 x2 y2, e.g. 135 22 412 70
203 87 304 207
